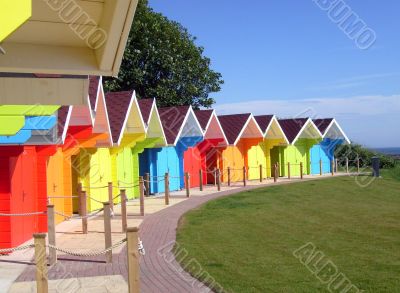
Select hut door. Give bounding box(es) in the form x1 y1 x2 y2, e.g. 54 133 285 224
11 150 37 245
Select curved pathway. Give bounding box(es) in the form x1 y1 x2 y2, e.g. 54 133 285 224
13 176 339 292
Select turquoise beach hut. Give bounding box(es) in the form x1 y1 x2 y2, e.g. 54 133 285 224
310 118 350 174
139 105 203 194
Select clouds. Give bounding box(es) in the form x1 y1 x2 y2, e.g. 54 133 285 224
214 95 400 147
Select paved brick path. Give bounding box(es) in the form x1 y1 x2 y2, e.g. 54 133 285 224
10 175 344 292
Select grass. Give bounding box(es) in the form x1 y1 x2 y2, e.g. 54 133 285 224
175 172 400 292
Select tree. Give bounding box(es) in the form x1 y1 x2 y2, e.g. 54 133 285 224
103 0 223 109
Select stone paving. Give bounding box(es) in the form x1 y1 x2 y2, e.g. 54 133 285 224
0 174 347 292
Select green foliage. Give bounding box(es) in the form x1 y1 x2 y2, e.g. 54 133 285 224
103 0 223 109
335 143 396 169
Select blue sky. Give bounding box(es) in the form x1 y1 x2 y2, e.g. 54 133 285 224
149 0 400 148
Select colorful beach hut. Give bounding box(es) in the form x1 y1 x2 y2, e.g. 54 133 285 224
184 110 228 187
310 118 350 174
104 91 146 201
249 115 289 179
139 106 203 193
46 77 112 214
272 118 322 177
216 114 264 183
0 145 60 250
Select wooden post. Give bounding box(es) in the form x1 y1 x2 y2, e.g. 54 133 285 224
139 177 145 217
259 164 263 183
357 156 360 174
77 183 82 199
199 169 203 191
103 202 112 263
80 191 88 234
126 227 140 293
346 157 349 173
319 159 323 176
144 173 150 196
216 169 221 191
277 163 280 177
120 190 127 233
227 167 231 187
274 164 278 183
164 173 170 205
287 162 291 180
47 205 57 266
108 182 114 211
33 233 48 293
214 169 217 186
243 167 247 187
185 172 190 197
300 162 304 180
331 160 335 176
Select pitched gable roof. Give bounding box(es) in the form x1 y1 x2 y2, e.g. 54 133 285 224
254 115 274 134
158 106 191 145
88 76 100 112
313 118 334 136
138 99 154 125
278 118 309 144
57 105 72 143
194 110 214 131
314 118 350 144
105 91 134 144
218 113 252 145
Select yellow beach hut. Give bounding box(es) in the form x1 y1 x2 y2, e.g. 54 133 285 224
104 91 146 201
248 115 289 179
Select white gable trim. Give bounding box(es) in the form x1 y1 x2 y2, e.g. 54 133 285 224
147 99 168 146
61 106 73 144
292 118 323 145
173 106 204 146
326 119 351 144
233 114 264 146
116 93 135 146
211 111 229 146
264 115 290 145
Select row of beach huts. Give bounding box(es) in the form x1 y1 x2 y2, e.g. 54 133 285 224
0 76 350 250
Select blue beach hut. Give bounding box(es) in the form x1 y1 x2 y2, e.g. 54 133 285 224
0 115 57 144
139 105 203 194
310 118 350 174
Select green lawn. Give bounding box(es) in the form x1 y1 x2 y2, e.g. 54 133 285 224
175 173 400 292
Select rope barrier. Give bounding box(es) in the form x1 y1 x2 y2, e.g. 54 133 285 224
54 208 104 220
116 184 140 189
81 185 109 190
47 239 127 257
48 195 79 199
86 196 105 204
0 244 34 254
0 211 46 217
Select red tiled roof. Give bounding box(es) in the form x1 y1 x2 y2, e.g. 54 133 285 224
105 91 134 144
159 106 190 145
194 110 213 131
138 99 154 125
254 115 274 134
278 118 309 144
88 76 100 112
57 106 70 139
218 114 251 145
313 118 334 135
